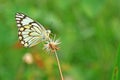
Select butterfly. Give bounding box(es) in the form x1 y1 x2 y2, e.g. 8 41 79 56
15 13 51 47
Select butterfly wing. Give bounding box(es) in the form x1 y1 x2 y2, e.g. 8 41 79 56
15 13 46 47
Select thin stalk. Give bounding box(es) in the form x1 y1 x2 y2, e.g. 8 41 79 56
54 51 64 80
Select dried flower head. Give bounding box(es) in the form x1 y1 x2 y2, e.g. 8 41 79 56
23 53 33 64
43 38 60 53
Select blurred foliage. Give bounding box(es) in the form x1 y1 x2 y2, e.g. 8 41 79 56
0 0 120 80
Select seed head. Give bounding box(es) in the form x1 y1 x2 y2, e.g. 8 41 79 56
43 38 60 53
23 53 33 64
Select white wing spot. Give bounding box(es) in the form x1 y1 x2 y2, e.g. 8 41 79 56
16 18 20 20
16 13 24 17
17 21 20 23
20 27 24 31
24 43 28 47
18 32 21 35
24 25 30 29
21 17 33 26
21 41 24 44
22 31 29 35
24 29 31 32
16 15 24 18
17 24 21 27
19 36 22 40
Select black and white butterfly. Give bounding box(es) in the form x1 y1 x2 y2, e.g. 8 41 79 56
15 13 51 47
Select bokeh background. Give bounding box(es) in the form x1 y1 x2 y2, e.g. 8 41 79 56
0 0 120 80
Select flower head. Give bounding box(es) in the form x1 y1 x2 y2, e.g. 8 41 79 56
23 53 33 64
43 38 60 53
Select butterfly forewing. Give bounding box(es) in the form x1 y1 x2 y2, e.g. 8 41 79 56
15 13 47 47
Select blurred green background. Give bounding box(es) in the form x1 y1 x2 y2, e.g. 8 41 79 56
0 0 120 80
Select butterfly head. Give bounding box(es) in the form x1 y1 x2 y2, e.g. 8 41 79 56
46 30 51 37
46 30 51 34
42 30 51 40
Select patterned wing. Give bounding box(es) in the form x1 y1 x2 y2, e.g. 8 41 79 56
15 13 45 47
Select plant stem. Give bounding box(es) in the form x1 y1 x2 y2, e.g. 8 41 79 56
54 51 64 80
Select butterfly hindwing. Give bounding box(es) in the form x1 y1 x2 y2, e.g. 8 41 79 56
18 25 40 47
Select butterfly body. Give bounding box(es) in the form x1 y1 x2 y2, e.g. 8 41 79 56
15 13 51 47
